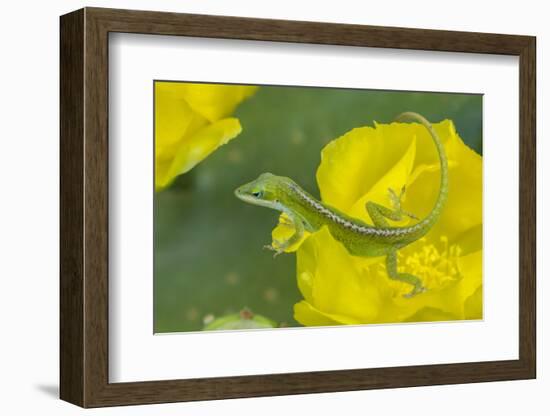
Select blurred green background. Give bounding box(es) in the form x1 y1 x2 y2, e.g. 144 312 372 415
154 85 482 333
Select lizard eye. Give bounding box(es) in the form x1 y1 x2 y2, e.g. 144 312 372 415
252 191 263 198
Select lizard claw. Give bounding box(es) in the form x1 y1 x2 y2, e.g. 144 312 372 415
263 244 283 258
403 285 426 299
403 210 419 220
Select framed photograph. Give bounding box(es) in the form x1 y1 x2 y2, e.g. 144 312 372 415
60 7 536 408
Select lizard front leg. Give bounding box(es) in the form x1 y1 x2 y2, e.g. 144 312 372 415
264 214 305 257
386 250 426 298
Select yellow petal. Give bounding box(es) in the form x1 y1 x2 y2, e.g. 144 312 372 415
403 307 459 322
403 138 482 243
297 227 384 323
294 301 349 326
317 124 416 212
455 250 483 316
453 224 483 256
156 118 242 190
405 119 459 168
295 229 324 305
175 83 258 122
464 285 483 320
155 83 208 159
347 136 416 224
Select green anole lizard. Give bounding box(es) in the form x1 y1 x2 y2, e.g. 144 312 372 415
235 112 448 297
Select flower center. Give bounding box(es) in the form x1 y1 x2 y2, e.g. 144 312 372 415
383 237 462 297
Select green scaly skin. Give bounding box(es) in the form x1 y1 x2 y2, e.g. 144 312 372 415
235 112 448 297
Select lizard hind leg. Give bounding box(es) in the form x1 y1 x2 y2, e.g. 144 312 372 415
366 186 417 227
385 250 426 298
389 186 418 220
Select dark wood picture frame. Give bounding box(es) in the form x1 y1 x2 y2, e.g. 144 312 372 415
60 7 536 408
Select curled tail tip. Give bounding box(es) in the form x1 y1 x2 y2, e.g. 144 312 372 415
394 112 430 124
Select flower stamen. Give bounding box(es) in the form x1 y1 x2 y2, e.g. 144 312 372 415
380 237 462 297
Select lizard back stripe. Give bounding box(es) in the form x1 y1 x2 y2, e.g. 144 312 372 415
289 184 418 237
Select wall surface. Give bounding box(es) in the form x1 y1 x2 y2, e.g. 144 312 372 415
0 0 546 414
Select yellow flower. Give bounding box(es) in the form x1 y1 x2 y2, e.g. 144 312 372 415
273 120 482 326
155 82 258 190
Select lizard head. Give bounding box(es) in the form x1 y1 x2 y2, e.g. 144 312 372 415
234 172 291 210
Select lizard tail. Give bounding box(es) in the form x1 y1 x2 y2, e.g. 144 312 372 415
394 112 448 230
